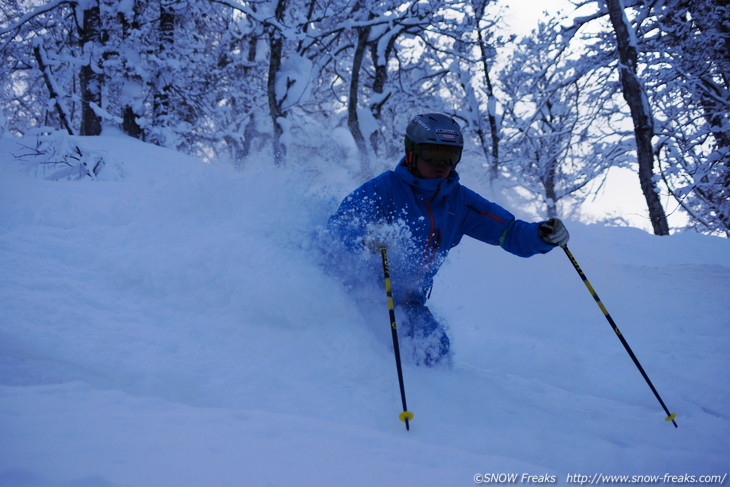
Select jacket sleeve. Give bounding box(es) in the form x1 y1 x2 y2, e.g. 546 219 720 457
460 188 554 258
327 178 387 252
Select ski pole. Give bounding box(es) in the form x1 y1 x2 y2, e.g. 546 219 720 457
562 245 677 427
379 246 414 431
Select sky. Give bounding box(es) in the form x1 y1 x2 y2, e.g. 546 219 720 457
504 0 574 37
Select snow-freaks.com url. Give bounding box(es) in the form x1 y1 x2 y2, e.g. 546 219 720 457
564 473 728 485
472 473 728 485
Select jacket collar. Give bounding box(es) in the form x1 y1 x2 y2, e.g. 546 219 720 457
394 157 460 199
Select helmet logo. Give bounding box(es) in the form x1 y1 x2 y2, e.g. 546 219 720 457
414 118 431 131
436 129 459 140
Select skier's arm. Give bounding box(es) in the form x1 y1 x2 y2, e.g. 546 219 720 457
461 190 553 258
327 181 386 252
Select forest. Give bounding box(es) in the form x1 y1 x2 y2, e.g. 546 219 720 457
1 0 728 236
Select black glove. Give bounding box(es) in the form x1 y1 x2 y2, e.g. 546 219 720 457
539 218 570 246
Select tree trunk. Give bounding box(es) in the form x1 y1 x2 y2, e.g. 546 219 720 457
34 45 74 135
118 2 143 139
369 31 396 156
604 0 669 235
153 0 175 141
78 1 102 136
348 24 371 177
474 0 500 180
267 33 286 165
267 0 288 166
544 160 558 219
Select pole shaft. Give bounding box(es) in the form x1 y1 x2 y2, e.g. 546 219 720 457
562 245 677 427
380 247 412 430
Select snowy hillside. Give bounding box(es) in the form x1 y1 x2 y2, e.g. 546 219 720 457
1 133 728 487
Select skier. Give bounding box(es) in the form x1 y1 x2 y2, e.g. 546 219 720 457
328 113 569 366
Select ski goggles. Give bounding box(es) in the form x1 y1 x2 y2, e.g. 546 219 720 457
414 144 462 167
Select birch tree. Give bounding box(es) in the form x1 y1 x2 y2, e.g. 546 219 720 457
603 0 670 235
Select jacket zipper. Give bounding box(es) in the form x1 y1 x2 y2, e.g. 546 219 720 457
408 180 444 302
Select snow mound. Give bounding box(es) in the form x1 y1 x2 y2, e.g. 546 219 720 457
1 134 728 486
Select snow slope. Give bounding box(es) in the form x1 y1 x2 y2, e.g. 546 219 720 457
1 133 728 487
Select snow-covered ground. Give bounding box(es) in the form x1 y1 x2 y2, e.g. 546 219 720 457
1 133 728 487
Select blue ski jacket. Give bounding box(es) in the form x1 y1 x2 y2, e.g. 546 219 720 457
328 158 554 304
